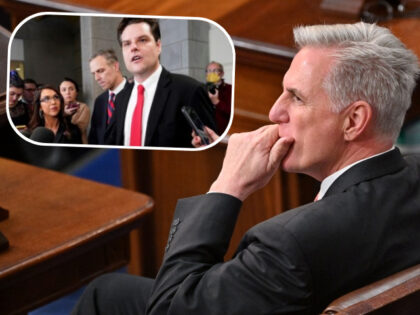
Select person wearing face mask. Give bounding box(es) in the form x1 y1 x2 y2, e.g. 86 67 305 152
59 77 90 144
206 61 232 134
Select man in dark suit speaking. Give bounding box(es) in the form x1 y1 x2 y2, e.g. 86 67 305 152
73 22 420 314
88 49 129 144
111 18 215 148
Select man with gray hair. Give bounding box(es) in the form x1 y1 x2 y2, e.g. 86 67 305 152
88 49 129 144
73 22 420 314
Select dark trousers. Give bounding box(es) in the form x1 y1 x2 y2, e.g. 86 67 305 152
72 273 155 315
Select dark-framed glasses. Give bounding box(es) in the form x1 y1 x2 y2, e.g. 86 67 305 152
40 94 60 103
206 68 222 74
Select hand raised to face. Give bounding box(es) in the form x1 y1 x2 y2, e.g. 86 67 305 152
210 125 294 201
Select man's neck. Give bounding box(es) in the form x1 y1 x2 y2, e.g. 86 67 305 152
319 138 394 182
134 63 160 84
111 75 124 91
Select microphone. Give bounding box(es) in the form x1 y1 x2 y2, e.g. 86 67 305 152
20 128 31 138
30 127 55 143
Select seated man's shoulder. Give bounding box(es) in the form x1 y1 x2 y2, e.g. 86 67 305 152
404 153 420 168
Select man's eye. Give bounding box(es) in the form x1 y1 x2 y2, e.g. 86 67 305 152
293 95 302 102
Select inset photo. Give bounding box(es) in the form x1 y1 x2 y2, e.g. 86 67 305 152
7 12 235 150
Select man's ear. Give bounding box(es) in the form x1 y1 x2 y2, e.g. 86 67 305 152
114 61 120 72
342 101 373 141
156 39 162 54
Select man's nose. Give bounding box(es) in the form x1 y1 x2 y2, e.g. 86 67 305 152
130 42 139 52
269 94 289 124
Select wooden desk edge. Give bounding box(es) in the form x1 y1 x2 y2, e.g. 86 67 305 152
0 199 154 279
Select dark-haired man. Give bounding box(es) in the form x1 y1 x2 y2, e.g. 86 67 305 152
8 72 30 127
112 18 216 147
20 78 37 117
88 49 129 144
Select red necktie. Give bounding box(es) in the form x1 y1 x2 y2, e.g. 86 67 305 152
130 85 145 146
107 92 115 124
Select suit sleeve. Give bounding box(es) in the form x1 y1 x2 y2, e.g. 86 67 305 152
146 193 314 315
189 85 218 134
88 99 100 144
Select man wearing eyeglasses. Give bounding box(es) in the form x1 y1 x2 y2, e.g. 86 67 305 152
206 61 232 134
20 78 37 117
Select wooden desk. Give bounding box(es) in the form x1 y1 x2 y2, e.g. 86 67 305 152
0 158 153 314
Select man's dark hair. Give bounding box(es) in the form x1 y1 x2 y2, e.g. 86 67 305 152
117 18 161 46
10 70 24 89
23 78 37 86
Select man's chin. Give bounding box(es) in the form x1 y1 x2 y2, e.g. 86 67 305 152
280 148 296 173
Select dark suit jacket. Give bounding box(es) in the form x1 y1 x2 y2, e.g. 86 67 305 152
88 81 131 144
111 67 216 147
147 148 420 314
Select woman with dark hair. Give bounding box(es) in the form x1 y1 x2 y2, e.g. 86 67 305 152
59 77 90 144
28 85 82 144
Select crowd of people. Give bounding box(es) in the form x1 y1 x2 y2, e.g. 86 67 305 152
7 18 232 148
8 71 89 144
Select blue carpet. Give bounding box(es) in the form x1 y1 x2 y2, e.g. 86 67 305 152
29 149 125 315
70 149 123 187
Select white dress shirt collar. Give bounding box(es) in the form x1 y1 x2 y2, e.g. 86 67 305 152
317 146 395 200
110 78 127 95
124 65 162 146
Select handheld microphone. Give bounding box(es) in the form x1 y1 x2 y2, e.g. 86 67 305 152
30 127 55 143
20 128 31 138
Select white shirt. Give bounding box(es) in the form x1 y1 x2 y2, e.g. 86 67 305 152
124 65 162 146
317 146 395 200
109 78 127 97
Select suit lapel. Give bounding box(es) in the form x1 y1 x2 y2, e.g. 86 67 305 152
324 148 406 198
145 68 171 146
114 81 134 144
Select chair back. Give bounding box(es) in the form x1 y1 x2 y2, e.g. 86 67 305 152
322 264 420 314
